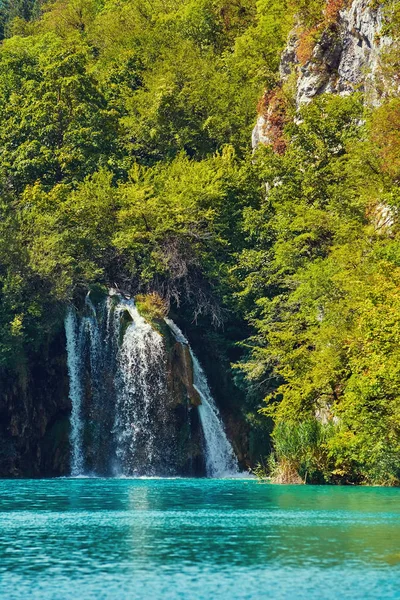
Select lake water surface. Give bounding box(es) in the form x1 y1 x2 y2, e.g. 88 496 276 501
0 479 399 599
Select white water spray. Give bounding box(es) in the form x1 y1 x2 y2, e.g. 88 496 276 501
65 292 239 477
165 319 239 477
112 297 167 475
64 307 85 476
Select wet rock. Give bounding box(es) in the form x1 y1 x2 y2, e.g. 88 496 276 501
0 327 70 477
167 342 201 408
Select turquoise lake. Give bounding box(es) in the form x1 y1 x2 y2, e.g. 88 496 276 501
0 479 399 599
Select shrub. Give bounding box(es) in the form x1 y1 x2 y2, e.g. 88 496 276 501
136 293 169 322
297 25 322 65
257 86 293 153
296 0 349 66
371 98 400 178
268 419 335 484
325 0 347 23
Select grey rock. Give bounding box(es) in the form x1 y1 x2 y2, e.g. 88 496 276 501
253 0 393 149
279 33 298 80
252 115 270 150
297 0 391 106
297 27 343 104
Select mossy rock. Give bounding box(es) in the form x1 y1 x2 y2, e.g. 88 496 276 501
88 284 108 306
135 293 174 343
119 309 133 345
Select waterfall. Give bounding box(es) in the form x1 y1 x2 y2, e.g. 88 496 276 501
65 292 176 477
64 307 85 476
112 297 170 475
165 319 239 477
65 292 239 477
82 297 106 471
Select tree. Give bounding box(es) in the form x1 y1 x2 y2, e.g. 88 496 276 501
0 34 119 192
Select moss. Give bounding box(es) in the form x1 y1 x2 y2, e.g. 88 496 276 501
88 283 108 306
136 293 168 321
135 293 173 341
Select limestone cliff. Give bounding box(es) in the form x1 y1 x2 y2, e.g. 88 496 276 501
253 0 392 149
295 0 391 105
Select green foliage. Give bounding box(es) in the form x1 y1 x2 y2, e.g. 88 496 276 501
113 150 248 303
289 0 324 28
0 0 400 485
136 293 169 322
0 0 39 39
270 419 335 483
18 169 117 296
371 98 400 178
238 93 400 486
0 34 119 192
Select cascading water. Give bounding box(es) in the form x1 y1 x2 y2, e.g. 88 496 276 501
165 319 239 477
65 291 239 478
65 296 105 476
64 307 85 476
112 297 171 475
65 292 176 476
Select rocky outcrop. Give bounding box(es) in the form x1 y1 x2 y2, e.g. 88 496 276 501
296 0 391 105
163 331 205 474
253 0 392 150
167 342 201 408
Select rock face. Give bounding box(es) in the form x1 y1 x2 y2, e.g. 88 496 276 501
296 0 391 105
167 341 202 408
0 328 71 478
253 0 392 149
159 327 206 475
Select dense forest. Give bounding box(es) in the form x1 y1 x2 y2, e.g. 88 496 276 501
0 0 400 484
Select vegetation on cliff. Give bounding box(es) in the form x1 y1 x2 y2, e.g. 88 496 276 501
0 0 400 483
